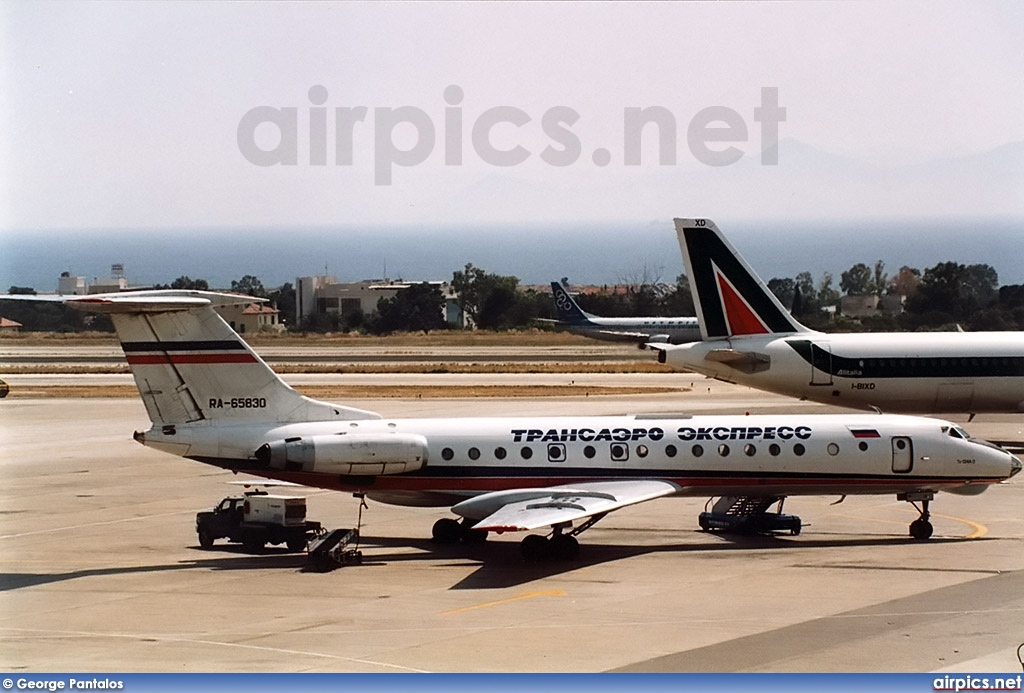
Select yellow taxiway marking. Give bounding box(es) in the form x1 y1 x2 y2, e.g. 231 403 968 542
830 511 988 539
441 590 566 615
932 512 988 539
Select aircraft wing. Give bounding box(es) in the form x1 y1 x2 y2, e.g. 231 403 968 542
595 329 650 339
451 480 680 532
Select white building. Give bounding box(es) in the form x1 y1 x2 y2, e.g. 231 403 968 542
58 273 87 295
296 276 464 328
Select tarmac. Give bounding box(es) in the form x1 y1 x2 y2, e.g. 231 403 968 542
1 371 1023 673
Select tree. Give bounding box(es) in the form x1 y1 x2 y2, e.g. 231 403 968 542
818 272 840 309
767 277 795 310
269 282 296 327
663 273 695 316
373 283 447 334
230 275 268 298
888 265 921 297
0 299 92 332
476 285 524 330
840 263 873 296
171 276 210 291
904 261 997 327
451 263 521 328
872 260 888 298
964 263 998 308
793 271 819 319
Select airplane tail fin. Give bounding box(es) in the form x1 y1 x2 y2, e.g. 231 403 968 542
674 219 809 340
550 281 594 324
69 291 380 426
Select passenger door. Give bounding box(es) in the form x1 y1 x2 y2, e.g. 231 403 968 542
810 342 834 386
891 436 913 473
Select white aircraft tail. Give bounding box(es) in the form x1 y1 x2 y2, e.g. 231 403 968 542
674 218 810 340
69 291 380 426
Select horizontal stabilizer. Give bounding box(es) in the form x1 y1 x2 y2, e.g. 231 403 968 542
705 348 772 374
452 480 680 532
1 290 263 313
69 290 264 313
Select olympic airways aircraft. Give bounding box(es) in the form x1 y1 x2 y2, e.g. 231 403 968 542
652 219 1024 416
546 281 701 347
29 290 1020 557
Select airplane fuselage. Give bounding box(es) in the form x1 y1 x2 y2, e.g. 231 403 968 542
137 412 1017 507
564 317 701 344
662 331 1024 414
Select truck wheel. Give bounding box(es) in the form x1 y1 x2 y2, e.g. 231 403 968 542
198 529 215 549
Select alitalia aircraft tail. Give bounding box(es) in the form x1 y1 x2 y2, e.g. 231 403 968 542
68 291 380 426
674 218 810 340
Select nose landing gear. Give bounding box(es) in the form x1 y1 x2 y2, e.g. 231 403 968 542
899 491 934 540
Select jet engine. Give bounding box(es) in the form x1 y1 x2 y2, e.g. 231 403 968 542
255 433 428 475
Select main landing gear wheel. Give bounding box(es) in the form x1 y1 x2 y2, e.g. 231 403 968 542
432 517 489 544
520 534 549 562
519 532 580 562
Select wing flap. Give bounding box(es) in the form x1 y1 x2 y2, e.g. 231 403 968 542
452 480 680 533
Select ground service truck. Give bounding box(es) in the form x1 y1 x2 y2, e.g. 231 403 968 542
196 492 322 552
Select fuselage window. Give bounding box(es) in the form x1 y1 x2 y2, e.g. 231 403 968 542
793 443 806 456
692 444 704 457
743 444 756 456
769 443 781 456
665 444 677 458
468 447 480 460
827 443 839 456
610 443 629 462
495 447 507 459
441 447 454 461
547 444 566 462
858 441 868 452
521 447 533 460
637 444 649 458
583 445 596 459
718 444 730 457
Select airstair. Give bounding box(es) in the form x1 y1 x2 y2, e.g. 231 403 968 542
698 496 802 535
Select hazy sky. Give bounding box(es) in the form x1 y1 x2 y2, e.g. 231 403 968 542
2 1 1023 231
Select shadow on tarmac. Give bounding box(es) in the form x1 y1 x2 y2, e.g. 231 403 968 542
1 531 995 592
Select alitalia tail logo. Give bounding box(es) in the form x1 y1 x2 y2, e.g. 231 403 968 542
714 268 770 336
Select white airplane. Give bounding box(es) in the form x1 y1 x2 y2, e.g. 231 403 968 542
652 219 1024 416
26 290 1021 556
547 281 701 347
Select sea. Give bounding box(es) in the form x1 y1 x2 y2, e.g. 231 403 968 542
2 218 1022 293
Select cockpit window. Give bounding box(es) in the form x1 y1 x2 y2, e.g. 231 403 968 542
947 426 971 440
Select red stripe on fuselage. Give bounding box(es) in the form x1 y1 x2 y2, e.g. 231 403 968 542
246 471 998 495
126 353 258 365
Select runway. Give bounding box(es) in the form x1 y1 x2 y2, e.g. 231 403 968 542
1 378 1023 672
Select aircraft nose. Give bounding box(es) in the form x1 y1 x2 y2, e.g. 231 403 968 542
1010 455 1022 478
